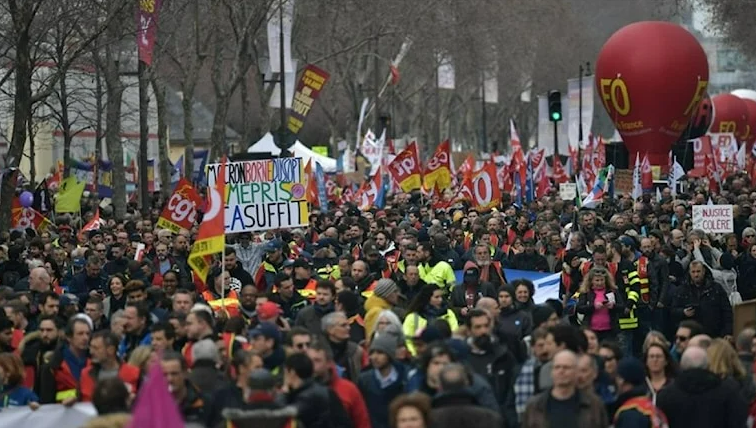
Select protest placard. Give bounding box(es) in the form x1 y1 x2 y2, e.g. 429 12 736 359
559 183 577 200
207 158 309 233
692 204 733 234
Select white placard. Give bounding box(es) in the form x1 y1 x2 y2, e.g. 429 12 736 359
692 205 734 234
559 183 577 200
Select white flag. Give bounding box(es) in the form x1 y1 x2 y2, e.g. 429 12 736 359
483 70 498 104
669 156 685 196
632 152 642 200
737 142 747 170
437 53 455 90
266 0 295 73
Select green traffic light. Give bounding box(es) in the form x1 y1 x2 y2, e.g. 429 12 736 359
551 112 561 121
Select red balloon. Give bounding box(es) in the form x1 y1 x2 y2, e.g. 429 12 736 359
595 22 709 166
741 99 756 148
710 94 751 144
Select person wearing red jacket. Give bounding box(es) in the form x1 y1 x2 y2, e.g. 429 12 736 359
38 316 91 404
79 330 141 402
307 340 371 428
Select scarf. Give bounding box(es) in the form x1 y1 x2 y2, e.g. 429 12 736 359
62 345 88 381
422 304 446 320
314 302 335 316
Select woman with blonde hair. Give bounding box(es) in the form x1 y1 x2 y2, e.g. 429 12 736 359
576 267 625 342
707 338 756 402
127 345 155 374
642 330 671 354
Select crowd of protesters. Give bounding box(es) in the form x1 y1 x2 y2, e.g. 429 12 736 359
0 172 755 428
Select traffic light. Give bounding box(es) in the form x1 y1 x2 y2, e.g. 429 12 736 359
548 90 562 122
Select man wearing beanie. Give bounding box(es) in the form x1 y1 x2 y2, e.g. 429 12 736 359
357 334 406 428
364 278 401 340
612 357 668 427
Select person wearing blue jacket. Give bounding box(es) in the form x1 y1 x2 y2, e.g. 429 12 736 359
0 353 39 410
117 302 152 360
357 334 407 428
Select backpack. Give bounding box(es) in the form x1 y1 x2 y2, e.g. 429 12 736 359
615 396 669 428
2 270 21 288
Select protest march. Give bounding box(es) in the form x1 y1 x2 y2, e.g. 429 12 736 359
3 3 756 428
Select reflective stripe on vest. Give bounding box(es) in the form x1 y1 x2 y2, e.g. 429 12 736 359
56 389 77 402
618 289 640 330
207 298 240 310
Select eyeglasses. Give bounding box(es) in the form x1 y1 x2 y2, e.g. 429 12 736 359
747 235 756 239
675 335 689 342
295 342 310 349
602 356 616 362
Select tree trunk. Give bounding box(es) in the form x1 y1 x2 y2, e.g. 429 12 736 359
1 0 33 230
240 75 252 151
152 77 171 200
60 67 73 177
27 109 35 187
104 51 125 219
94 63 103 167
181 85 195 179
209 93 230 160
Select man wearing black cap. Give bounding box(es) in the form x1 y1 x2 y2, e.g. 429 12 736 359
291 258 318 301
255 239 285 293
450 264 497 320
251 322 286 375
362 241 391 280
611 357 667 426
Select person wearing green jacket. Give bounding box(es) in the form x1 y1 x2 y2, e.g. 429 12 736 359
402 285 459 356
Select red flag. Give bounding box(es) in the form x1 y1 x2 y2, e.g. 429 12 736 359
355 167 384 210
387 142 422 192
458 155 475 180
534 156 550 199
471 162 501 212
188 157 226 284
641 153 653 190
552 155 569 185
304 159 318 205
423 140 452 190
390 65 400 85
569 144 579 173
582 135 596 189
529 148 545 169
78 209 105 241
156 179 202 233
510 121 526 185
12 198 53 233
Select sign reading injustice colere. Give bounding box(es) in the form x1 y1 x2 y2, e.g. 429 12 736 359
207 158 309 233
692 205 733 234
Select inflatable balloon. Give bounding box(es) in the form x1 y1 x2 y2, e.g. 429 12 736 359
595 21 709 167
687 93 714 140
732 89 756 147
709 93 748 141
19 191 33 208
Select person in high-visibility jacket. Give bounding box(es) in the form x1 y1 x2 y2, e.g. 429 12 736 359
402 285 458 356
38 317 91 404
200 268 240 317
416 242 456 292
291 258 318 301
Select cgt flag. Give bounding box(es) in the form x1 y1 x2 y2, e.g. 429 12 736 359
157 178 202 233
188 158 226 284
387 142 422 192
423 140 452 191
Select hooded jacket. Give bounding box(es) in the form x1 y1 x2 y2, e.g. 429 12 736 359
656 368 747 428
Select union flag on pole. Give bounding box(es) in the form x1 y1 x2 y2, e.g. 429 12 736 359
471 162 501 212
423 140 452 191
388 142 422 192
552 155 569 185
509 120 527 192
458 154 475 180
188 157 226 284
641 153 653 191
355 167 385 210
12 198 53 233
156 178 202 234
77 208 105 241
